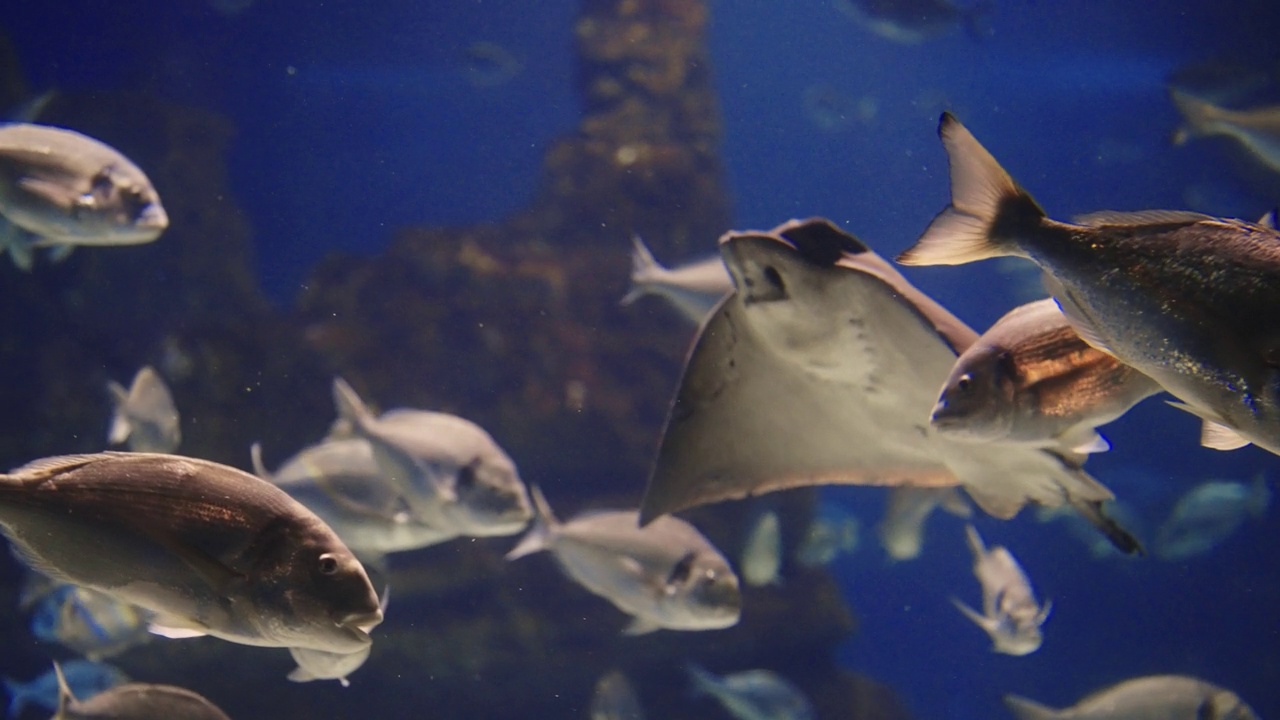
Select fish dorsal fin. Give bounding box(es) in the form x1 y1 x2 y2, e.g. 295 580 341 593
8 453 114 479
249 442 270 480
1199 418 1251 450
1071 209 1217 227
1257 210 1277 229
53 661 76 718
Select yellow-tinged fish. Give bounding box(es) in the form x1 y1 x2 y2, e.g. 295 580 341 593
899 112 1280 458
0 452 382 655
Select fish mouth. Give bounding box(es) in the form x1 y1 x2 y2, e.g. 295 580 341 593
339 609 384 633
136 205 169 233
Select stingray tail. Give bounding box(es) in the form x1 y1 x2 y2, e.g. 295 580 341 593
897 112 1045 266
1003 694 1060 720
621 234 666 306
505 485 559 560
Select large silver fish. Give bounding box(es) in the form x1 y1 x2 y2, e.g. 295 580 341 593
898 112 1280 457
0 123 167 270
52 661 231 720
932 298 1160 456
1004 674 1259 720
952 525 1050 656
639 218 1138 554
331 378 532 539
0 452 382 654
506 487 741 635
107 366 181 454
620 234 732 324
1171 89 1280 174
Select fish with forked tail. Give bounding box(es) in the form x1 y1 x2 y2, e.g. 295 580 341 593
899 112 1280 458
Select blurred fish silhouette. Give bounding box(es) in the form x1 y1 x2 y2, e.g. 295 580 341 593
51 661 231 720
107 366 181 454
739 509 782 587
1037 499 1146 560
932 298 1160 458
3 660 127 718
1004 675 1259 720
1170 89 1280 174
590 670 645 720
0 123 167 270
952 525 1050 656
0 452 383 655
30 583 152 660
686 664 814 720
639 218 1137 554
833 0 990 44
877 487 970 561
620 234 732 325
794 501 859 568
506 487 741 635
898 113 1280 458
1154 475 1271 561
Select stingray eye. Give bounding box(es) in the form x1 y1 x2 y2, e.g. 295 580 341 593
955 373 973 393
318 553 339 575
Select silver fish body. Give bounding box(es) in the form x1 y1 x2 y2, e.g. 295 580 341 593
620 234 733 324
932 298 1160 455
1154 476 1271 560
53 661 231 720
1004 674 1259 720
899 112 1280 457
687 664 814 720
0 452 382 654
0 123 167 269
107 366 181 454
953 525 1050 655
507 487 740 634
590 670 646 720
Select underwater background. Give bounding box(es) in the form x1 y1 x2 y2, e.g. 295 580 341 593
2 0 1279 718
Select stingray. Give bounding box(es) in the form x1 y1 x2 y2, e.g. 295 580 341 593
638 218 1139 553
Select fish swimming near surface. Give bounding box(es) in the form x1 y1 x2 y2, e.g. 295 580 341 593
106 366 181 454
877 486 970 561
590 670 646 720
833 0 989 44
639 218 1139 555
51 660 232 720
931 298 1161 457
620 234 732 325
1170 89 1280 174
740 509 783 587
331 378 533 541
506 486 741 635
1154 475 1271 561
1004 674 1259 720
794 502 859 568
687 664 814 720
0 452 383 655
953 524 1050 655
3 660 128 718
30 583 152 661
897 112 1280 458
0 123 167 270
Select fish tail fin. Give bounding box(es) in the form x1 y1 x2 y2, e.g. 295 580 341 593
331 377 375 433
505 485 558 560
1168 88 1225 145
620 234 664 306
106 380 132 445
53 661 75 717
950 596 996 633
1247 474 1271 519
0 220 34 272
249 442 270 480
897 112 1044 266
1003 694 1060 720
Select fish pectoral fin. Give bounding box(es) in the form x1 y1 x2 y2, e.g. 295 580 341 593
15 176 81 208
950 596 994 632
620 615 662 636
287 666 317 683
1061 429 1110 455
149 617 209 639
1199 419 1251 451
149 530 246 600
44 243 74 263
1035 599 1053 625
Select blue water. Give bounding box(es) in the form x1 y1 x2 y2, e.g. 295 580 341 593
5 0 1280 718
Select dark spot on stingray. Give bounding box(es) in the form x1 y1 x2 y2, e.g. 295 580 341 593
778 217 869 265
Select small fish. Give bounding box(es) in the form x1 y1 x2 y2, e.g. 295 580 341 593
740 510 783 587
52 661 231 720
331 378 533 539
1154 476 1271 561
0 123 167 270
833 0 988 44
687 664 814 720
463 41 523 88
106 366 181 454
3 660 127 718
931 298 1160 457
1004 674 1259 720
952 525 1050 655
620 235 732 324
794 503 859 568
877 487 970 561
0 452 382 654
506 487 740 634
898 112 1280 457
1171 89 1280 174
590 670 645 720
30 584 152 661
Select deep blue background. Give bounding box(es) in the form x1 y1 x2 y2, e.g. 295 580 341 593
6 1 1280 718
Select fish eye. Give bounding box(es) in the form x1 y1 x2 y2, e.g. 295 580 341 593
955 373 973 393
317 553 340 575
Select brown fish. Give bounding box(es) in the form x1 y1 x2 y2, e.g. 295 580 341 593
51 661 231 720
899 112 1280 457
0 452 382 654
639 218 1139 554
932 298 1161 456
